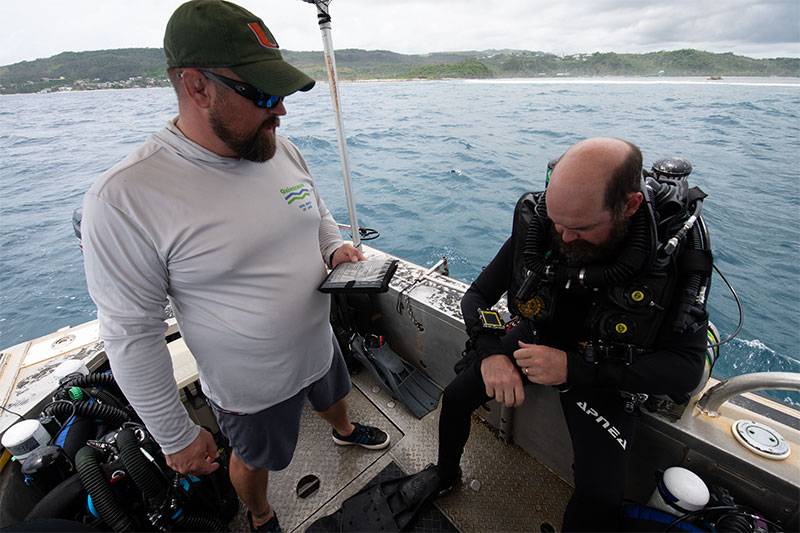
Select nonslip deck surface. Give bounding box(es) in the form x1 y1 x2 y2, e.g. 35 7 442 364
227 370 573 532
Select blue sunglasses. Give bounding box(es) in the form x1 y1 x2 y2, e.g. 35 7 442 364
197 70 283 109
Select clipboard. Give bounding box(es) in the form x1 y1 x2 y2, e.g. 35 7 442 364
318 257 398 294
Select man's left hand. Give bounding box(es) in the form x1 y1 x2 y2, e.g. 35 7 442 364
331 243 366 268
513 341 568 386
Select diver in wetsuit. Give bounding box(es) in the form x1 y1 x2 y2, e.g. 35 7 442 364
434 137 709 531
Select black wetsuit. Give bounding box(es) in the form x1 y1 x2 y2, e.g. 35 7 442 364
437 236 707 531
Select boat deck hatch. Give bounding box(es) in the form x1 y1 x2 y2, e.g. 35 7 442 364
732 419 791 460
226 384 404 532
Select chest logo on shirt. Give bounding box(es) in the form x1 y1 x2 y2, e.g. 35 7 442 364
281 184 313 212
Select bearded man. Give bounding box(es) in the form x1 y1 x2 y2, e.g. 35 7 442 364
81 2 389 531
428 137 707 531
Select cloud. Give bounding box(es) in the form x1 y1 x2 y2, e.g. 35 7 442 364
1 0 798 67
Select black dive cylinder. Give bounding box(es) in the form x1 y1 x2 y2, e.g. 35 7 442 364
25 473 86 521
55 415 97 461
672 202 712 334
20 445 75 495
74 446 136 532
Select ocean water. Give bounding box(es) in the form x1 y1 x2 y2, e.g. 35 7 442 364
1 78 799 405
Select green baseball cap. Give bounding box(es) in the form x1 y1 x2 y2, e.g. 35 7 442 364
164 0 315 96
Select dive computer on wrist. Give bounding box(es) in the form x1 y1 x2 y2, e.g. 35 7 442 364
476 308 506 336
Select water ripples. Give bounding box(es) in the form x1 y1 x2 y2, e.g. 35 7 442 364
2 81 799 405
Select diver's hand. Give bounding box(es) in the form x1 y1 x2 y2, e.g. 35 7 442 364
514 341 568 386
480 354 525 407
165 428 220 476
331 243 366 268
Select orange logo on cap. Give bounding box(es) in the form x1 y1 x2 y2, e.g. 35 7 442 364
248 23 278 48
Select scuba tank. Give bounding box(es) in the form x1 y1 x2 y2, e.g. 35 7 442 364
645 157 713 337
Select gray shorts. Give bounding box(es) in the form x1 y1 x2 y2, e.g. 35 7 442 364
210 339 352 470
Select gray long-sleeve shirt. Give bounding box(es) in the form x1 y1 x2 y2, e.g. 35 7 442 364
82 119 344 453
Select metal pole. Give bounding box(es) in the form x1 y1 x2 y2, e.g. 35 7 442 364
304 0 361 249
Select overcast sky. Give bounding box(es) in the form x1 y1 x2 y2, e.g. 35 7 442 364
2 0 799 67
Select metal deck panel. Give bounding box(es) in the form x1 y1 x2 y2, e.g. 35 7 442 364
227 369 573 532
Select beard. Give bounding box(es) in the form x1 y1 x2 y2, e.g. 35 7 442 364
553 215 630 264
209 94 279 162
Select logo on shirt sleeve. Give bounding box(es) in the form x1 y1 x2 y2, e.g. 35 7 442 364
281 184 314 212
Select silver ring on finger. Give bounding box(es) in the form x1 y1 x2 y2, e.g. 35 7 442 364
524 367 529 375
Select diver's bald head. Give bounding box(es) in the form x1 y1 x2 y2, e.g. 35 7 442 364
548 137 642 217
544 137 644 263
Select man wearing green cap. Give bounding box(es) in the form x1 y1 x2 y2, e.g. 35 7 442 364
81 1 389 531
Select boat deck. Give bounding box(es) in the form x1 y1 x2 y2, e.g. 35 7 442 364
225 369 573 532
4 244 796 530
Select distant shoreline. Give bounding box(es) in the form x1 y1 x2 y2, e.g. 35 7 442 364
3 75 798 97
346 76 800 86
2 47 798 95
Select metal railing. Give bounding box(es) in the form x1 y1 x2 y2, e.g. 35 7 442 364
695 372 800 417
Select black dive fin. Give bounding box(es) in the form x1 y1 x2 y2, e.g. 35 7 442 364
350 335 441 419
337 467 441 532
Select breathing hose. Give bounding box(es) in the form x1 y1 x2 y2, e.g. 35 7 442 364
75 446 135 532
62 372 125 404
62 372 116 389
115 428 166 508
44 400 131 428
90 388 126 410
174 512 226 532
522 193 655 288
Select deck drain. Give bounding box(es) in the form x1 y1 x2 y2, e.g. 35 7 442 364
732 420 790 460
296 474 320 498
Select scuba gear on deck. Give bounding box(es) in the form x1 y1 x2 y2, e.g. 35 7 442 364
330 291 441 420
306 463 448 532
14 369 238 532
339 466 441 531
349 334 441 419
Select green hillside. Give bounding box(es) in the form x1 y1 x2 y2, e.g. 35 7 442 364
0 49 170 93
491 49 800 77
1 47 797 94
